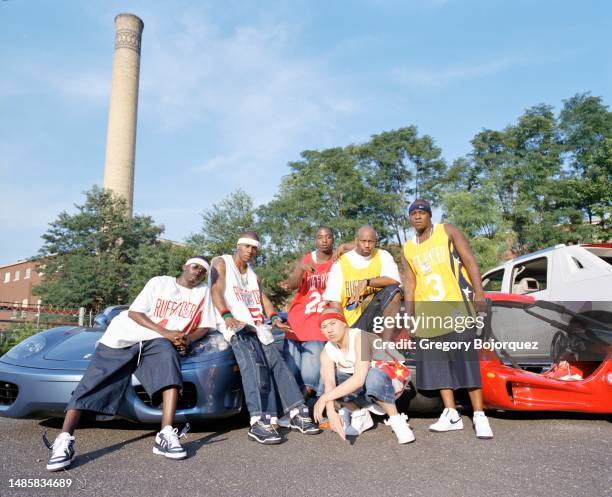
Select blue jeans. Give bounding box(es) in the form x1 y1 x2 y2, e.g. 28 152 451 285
283 339 325 391
231 327 304 417
318 368 396 405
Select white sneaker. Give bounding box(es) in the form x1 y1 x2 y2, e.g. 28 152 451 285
429 407 463 432
45 432 75 471
473 411 493 439
384 413 415 444
350 408 374 434
153 425 188 459
338 408 360 436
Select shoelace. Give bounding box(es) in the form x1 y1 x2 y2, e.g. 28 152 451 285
164 428 181 449
163 423 190 449
44 434 72 458
258 422 279 434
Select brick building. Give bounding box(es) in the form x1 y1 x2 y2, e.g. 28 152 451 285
0 260 42 325
0 260 41 308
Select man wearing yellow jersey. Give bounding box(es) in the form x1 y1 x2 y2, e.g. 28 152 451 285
323 225 401 338
402 199 493 439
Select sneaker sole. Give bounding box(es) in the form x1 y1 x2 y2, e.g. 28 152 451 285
290 425 321 435
429 424 464 432
46 458 73 472
152 447 187 459
247 432 283 445
397 436 416 444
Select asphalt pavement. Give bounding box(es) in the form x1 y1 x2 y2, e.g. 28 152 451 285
1 411 611 497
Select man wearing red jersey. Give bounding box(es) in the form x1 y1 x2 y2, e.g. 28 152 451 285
284 226 335 397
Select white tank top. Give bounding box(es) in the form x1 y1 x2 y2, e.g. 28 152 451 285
213 254 264 342
323 328 361 374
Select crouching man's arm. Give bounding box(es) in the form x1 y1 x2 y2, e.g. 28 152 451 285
314 351 345 440
319 333 369 403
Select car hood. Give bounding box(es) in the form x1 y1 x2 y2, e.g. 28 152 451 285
43 329 102 363
0 327 102 371
0 327 235 371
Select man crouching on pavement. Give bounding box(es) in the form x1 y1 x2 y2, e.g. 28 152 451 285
44 256 214 471
313 309 414 444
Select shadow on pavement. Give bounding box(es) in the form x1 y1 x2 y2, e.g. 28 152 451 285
70 431 156 469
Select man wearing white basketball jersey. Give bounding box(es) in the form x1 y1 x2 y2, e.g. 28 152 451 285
209 231 320 444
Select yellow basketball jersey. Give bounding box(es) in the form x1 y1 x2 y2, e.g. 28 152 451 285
403 224 475 337
339 249 382 326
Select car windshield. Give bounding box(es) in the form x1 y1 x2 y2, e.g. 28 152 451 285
105 306 127 324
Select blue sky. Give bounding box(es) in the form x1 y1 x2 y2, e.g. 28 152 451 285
1 0 610 265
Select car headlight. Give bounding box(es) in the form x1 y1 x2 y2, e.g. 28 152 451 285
4 335 47 360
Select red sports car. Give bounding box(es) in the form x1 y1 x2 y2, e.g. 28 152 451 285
479 293 612 414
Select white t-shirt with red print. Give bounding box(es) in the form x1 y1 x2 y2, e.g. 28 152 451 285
99 276 214 349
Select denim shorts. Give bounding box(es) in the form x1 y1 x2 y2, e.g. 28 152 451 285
66 338 182 416
318 367 396 405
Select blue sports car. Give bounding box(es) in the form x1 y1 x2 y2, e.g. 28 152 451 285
0 306 244 423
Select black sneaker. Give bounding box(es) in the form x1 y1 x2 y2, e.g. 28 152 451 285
289 405 321 435
44 432 75 471
248 417 283 445
153 424 189 460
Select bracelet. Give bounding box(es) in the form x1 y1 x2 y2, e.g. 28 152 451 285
222 311 233 319
269 313 280 323
366 278 371 287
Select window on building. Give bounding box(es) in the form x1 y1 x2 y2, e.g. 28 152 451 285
13 270 20 281
25 268 31 279
3 272 9 283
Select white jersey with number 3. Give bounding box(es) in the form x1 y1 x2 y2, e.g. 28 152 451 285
213 254 264 342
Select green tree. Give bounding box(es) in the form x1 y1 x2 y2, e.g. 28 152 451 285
128 242 196 301
467 104 565 252
441 188 515 271
34 186 163 311
188 189 256 258
559 93 612 240
257 147 378 255
356 127 447 244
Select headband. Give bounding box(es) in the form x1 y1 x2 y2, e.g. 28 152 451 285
237 237 260 248
185 257 210 271
319 311 347 327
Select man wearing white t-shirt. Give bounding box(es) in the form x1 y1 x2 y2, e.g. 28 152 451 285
323 225 402 338
44 256 214 471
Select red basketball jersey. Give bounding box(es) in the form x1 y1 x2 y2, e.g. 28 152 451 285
286 252 333 342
